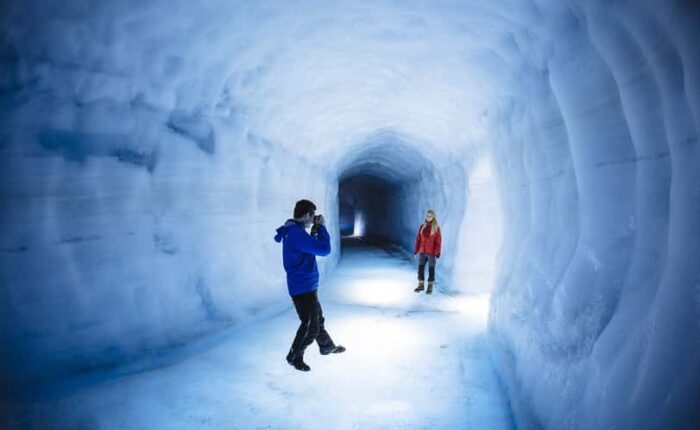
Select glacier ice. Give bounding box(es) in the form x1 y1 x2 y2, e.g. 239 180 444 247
0 0 699 428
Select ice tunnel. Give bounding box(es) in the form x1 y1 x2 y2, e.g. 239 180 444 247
1 0 699 428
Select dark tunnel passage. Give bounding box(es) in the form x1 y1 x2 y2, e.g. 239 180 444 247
338 175 394 239
333 129 465 267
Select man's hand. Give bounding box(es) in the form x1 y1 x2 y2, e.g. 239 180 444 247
315 215 325 226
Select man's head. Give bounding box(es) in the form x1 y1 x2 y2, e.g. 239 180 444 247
294 199 316 227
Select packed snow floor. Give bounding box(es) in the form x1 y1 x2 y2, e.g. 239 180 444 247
4 238 513 429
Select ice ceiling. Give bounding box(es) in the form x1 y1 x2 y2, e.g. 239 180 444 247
1 0 699 428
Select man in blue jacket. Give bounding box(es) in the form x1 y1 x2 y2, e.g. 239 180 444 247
274 199 345 371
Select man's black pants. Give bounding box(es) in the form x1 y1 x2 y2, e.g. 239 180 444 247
288 290 335 361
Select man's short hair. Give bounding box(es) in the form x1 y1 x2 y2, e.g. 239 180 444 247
294 199 316 219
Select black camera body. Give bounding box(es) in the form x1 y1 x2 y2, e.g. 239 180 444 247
310 214 323 236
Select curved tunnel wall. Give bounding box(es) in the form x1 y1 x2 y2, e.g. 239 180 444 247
486 1 700 428
0 0 699 428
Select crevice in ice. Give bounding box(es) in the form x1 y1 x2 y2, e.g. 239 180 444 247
153 231 178 255
194 277 225 322
38 130 159 171
166 110 216 155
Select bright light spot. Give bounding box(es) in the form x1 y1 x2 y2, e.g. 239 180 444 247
346 277 407 307
448 293 491 327
334 314 429 359
353 211 365 237
338 276 489 330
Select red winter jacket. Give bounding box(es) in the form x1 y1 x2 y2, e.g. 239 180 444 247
414 221 442 256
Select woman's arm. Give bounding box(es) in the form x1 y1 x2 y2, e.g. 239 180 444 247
435 228 442 257
413 225 422 254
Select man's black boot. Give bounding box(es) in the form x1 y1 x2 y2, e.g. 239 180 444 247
320 345 346 355
290 357 310 372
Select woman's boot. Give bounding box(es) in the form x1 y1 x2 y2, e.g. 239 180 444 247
414 280 425 292
427 265 436 294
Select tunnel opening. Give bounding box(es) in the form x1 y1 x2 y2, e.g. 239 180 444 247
333 130 444 256
338 174 397 241
331 129 468 295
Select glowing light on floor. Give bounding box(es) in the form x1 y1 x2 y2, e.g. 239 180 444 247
345 277 408 307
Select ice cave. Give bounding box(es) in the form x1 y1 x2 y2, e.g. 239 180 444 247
1 0 699 428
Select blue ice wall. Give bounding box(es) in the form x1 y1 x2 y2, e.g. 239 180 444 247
486 1 700 428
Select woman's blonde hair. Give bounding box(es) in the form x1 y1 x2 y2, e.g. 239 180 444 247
423 209 439 234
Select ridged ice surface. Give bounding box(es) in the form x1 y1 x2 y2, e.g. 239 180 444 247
0 0 698 428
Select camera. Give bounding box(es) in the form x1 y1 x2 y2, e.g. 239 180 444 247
310 214 323 236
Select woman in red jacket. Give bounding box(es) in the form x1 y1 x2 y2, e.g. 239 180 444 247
413 209 441 294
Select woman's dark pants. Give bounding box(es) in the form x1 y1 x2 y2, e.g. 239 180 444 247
417 253 436 282
287 290 335 361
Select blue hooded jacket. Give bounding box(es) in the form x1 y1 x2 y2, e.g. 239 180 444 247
274 219 331 296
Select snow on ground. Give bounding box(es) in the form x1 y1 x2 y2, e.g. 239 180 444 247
3 238 512 429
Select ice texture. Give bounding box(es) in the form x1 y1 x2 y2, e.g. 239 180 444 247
0 0 698 428
2 240 514 429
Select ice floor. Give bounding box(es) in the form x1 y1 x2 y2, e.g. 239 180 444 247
4 239 513 429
